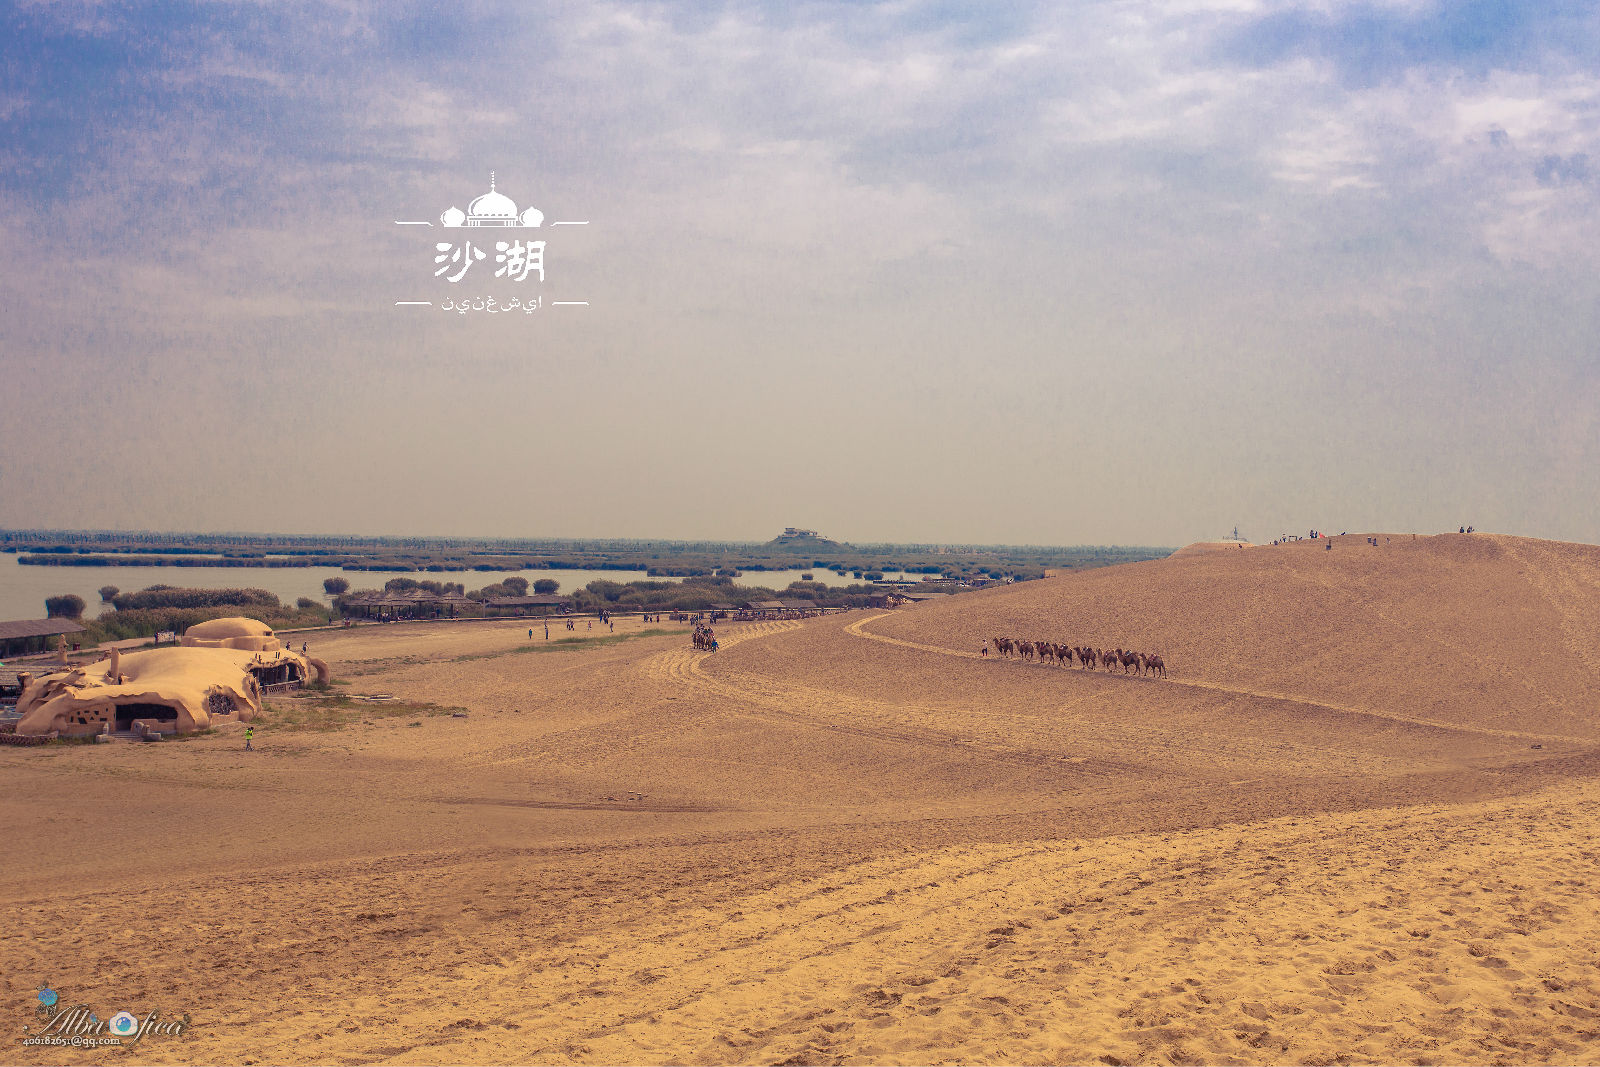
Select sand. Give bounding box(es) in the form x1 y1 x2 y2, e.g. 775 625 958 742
3 532 1599 1064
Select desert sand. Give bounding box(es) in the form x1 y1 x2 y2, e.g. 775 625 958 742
4 532 1599 1065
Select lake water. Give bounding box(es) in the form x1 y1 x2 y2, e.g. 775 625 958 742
0 555 910 620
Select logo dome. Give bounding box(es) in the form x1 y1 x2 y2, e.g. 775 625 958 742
440 172 540 228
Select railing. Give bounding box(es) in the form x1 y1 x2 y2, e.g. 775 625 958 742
0 731 56 746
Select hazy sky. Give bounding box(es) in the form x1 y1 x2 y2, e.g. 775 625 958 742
1 0 1596 547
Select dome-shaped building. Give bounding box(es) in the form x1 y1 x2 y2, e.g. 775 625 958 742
466 173 518 226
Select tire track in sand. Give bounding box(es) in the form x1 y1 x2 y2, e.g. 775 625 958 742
655 620 1127 771
467 623 814 769
315 840 1068 1065
214 786 1600 1065
460 625 800 769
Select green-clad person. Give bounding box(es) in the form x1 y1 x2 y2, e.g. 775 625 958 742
244 726 254 751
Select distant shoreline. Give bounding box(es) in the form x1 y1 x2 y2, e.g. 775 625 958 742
5 533 1172 582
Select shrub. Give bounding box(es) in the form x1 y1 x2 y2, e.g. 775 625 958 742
112 587 278 612
323 577 349 595
296 597 318 610
502 576 529 596
98 585 119 601
385 577 462 596
586 580 626 603
80 601 330 644
533 578 559 595
469 579 526 600
45 594 86 619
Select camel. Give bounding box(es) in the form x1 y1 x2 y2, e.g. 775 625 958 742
983 638 1167 680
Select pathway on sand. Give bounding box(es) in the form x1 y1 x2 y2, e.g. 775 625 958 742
635 620 1125 773
842 613 1593 747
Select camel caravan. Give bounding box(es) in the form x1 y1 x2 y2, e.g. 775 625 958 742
989 637 1167 678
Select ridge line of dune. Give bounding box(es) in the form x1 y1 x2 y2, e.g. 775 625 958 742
842 613 1590 746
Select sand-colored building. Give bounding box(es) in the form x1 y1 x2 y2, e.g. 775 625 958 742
181 617 330 689
13 618 329 737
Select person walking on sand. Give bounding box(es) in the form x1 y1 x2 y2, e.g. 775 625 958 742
244 726 254 752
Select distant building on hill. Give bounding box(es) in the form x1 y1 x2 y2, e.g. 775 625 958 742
764 527 852 552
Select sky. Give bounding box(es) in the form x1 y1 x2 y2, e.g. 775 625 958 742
0 0 1596 547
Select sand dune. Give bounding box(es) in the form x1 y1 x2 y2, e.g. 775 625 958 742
872 533 1600 741
4 533 1600 1064
1167 539 1252 557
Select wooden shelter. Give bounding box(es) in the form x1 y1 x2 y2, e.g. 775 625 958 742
484 595 570 616
340 589 472 619
0 618 87 659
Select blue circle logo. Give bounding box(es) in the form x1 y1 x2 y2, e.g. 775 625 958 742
37 987 57 1008
108 1011 138 1037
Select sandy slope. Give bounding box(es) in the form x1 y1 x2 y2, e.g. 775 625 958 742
2 535 1599 1065
872 533 1600 741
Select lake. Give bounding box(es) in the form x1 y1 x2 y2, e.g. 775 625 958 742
0 555 909 620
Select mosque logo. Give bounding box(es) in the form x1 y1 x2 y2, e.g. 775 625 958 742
440 172 544 228
393 172 590 308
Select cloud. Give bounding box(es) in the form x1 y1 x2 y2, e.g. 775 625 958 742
1211 0 1600 86
3 0 1599 542
1534 152 1590 185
